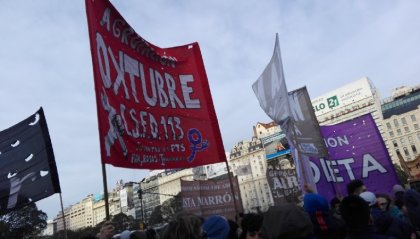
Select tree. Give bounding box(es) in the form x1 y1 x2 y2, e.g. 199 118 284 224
149 205 163 226
0 203 47 238
110 212 139 232
394 164 409 186
160 193 182 222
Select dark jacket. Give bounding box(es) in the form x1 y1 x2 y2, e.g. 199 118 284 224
345 226 390 239
371 207 414 239
404 189 420 231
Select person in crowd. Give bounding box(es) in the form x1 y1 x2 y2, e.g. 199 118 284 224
160 213 203 239
340 195 388 238
346 179 367 196
303 193 346 239
393 184 406 209
261 204 315 239
359 191 377 207
330 197 343 220
404 189 420 237
360 191 415 238
239 213 263 239
202 215 230 239
227 219 239 239
376 192 404 220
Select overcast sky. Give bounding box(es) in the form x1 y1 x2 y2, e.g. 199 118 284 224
0 0 419 219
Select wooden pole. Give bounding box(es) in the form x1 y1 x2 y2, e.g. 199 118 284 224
101 162 110 220
224 160 240 220
59 193 68 239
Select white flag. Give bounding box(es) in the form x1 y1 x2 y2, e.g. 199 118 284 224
252 34 291 126
252 34 327 158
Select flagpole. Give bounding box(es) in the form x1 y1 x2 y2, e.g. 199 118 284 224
224 160 240 221
59 193 68 239
101 162 110 220
326 154 343 198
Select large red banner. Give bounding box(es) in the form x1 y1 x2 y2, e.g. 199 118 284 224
85 0 225 169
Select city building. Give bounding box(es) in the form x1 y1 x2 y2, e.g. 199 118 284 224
41 220 56 236
311 77 383 126
53 207 70 232
228 122 281 213
140 175 160 223
158 169 193 203
311 77 394 162
67 195 94 230
120 182 136 218
381 85 420 163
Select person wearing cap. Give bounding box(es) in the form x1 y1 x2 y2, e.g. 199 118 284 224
340 195 388 239
202 215 230 239
393 184 406 211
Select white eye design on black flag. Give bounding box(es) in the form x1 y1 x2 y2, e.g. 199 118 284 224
0 108 60 214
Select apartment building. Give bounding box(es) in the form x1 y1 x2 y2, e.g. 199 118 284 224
228 122 282 213
382 85 420 162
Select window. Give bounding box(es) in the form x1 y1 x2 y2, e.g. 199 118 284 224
404 147 410 156
386 122 392 130
400 138 405 145
409 136 414 143
415 124 419 130
411 115 417 122
405 127 410 133
392 140 398 147
412 145 418 155
397 129 402 136
402 117 407 125
394 119 399 127
389 131 394 137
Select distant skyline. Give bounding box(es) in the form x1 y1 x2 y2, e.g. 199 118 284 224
0 0 419 219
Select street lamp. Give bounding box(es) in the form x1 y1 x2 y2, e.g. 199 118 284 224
127 180 145 226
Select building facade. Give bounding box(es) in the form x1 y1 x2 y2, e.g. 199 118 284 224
228 122 282 213
381 85 420 163
140 175 160 223
158 169 193 203
310 77 394 161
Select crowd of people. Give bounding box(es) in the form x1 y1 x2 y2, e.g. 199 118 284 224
91 180 420 239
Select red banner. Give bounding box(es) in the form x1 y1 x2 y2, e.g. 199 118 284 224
181 177 243 220
85 0 225 169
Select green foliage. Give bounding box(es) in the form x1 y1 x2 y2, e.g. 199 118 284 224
149 205 163 226
0 203 47 238
394 164 409 186
160 193 182 222
111 212 139 232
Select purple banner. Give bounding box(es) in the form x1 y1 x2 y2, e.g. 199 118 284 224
310 114 399 200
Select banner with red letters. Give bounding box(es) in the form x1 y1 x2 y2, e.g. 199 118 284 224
85 0 225 169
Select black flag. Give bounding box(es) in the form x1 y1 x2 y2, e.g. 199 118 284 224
0 108 60 214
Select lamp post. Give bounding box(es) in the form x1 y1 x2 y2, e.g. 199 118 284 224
127 180 145 226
